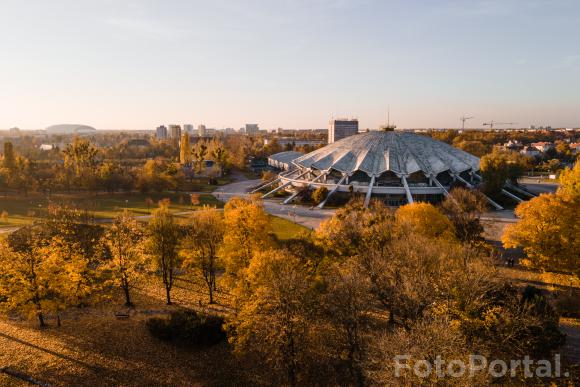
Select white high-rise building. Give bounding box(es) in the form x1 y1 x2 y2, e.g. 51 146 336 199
328 118 358 143
198 124 206 137
183 124 194 133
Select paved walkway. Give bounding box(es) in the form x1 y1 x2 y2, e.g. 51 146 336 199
213 179 335 230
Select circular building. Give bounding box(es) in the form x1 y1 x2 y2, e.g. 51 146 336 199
261 130 489 208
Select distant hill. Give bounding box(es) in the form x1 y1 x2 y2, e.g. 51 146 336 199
45 124 96 134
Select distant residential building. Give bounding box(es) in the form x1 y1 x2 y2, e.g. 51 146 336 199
198 124 206 137
245 124 259 135
156 125 168 140
530 142 554 152
502 140 523 151
183 124 194 133
169 125 182 139
521 146 540 157
223 127 236 135
329 118 359 143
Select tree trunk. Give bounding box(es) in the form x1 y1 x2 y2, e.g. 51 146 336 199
208 285 214 304
123 285 133 307
165 286 172 305
37 311 46 328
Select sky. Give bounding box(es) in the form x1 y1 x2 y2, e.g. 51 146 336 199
0 0 579 130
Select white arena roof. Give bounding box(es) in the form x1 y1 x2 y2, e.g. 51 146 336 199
292 130 479 177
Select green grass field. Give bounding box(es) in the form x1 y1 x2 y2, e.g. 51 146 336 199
0 192 222 229
0 193 308 243
268 214 309 240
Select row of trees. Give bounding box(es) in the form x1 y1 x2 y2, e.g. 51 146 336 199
0 137 232 194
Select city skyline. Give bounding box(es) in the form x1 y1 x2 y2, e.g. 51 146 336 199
1 0 579 130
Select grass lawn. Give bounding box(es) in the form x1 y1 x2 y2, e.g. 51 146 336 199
268 214 309 240
0 192 222 229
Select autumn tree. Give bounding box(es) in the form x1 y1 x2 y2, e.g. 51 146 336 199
454 140 490 157
320 260 373 386
439 187 488 243
0 239 55 327
179 133 191 164
147 203 181 304
0 234 94 327
102 211 146 306
220 196 272 283
2 141 16 170
503 162 580 279
227 249 313 386
210 144 228 177
480 149 529 196
62 138 99 191
311 186 328 205
137 159 177 193
395 202 455 240
183 206 224 304
97 161 129 192
192 142 208 174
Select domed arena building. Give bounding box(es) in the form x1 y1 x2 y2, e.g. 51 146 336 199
258 130 508 209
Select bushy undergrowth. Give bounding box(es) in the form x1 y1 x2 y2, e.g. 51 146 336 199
147 309 226 347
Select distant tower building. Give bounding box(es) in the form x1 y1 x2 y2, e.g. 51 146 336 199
169 125 182 139
183 124 194 134
156 125 168 140
198 124 206 137
245 123 259 135
329 118 358 143
179 134 191 164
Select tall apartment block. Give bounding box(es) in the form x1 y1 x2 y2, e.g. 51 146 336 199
169 124 182 139
245 123 259 135
156 125 168 140
198 124 206 137
328 119 358 143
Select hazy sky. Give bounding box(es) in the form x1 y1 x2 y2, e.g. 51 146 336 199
1 0 579 130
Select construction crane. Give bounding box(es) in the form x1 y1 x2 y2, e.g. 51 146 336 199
482 121 516 130
460 115 474 130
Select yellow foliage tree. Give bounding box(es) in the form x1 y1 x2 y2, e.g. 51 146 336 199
220 196 272 283
147 204 181 305
0 236 93 327
395 202 455 240
503 163 580 279
182 206 224 304
102 211 146 307
226 248 311 386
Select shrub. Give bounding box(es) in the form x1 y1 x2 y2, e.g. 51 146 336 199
312 186 328 205
146 310 226 347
